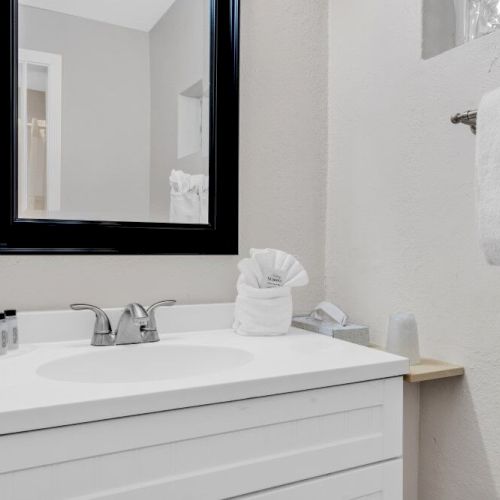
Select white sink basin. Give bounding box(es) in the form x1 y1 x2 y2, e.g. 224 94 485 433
37 344 253 383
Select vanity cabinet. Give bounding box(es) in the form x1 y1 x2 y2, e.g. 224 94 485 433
0 377 403 500
244 460 402 499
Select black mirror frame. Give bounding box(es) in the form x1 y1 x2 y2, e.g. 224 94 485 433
2 0 239 254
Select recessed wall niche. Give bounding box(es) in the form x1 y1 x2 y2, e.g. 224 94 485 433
422 0 500 59
177 80 209 160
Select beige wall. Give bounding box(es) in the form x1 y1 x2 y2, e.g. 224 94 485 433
5 0 328 313
328 0 500 498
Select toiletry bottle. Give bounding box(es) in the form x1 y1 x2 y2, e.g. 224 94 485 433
0 314 8 355
5 310 18 350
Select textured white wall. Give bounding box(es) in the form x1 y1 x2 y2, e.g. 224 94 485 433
4 0 328 313
328 0 500 498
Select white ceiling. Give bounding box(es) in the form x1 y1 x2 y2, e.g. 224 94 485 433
19 0 177 32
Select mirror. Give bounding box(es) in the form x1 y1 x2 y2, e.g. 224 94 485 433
423 0 500 59
18 0 211 224
3 0 239 254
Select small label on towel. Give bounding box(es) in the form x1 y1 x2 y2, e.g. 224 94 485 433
264 272 285 288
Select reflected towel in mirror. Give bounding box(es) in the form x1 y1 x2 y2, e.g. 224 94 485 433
169 169 208 224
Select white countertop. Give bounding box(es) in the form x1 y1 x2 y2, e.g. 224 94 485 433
0 327 408 435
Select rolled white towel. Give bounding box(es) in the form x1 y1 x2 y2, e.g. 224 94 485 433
170 192 201 224
169 170 209 224
477 87 500 265
241 248 309 289
237 258 263 289
233 284 293 336
170 170 193 194
234 249 309 336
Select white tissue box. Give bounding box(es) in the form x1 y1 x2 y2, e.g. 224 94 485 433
292 316 370 346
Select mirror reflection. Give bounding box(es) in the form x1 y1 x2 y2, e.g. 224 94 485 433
18 0 211 224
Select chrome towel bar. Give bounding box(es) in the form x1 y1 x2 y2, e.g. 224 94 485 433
451 110 477 135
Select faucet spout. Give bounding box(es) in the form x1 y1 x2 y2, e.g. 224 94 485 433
124 303 148 326
115 303 149 345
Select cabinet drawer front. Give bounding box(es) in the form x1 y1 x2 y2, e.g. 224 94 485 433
242 459 403 500
0 378 403 500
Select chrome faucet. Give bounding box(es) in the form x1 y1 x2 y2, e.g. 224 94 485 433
142 300 177 343
71 300 176 346
71 304 114 346
115 303 149 345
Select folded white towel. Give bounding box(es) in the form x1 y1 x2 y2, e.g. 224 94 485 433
238 248 309 289
170 192 201 224
237 258 263 289
477 87 500 265
234 249 309 336
169 170 194 194
169 170 209 224
233 284 293 336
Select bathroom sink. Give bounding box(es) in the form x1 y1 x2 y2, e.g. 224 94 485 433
36 344 253 383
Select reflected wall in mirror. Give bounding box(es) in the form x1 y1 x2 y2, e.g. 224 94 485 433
18 0 210 224
423 0 500 59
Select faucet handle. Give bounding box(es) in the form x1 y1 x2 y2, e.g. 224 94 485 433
143 300 176 342
70 304 114 346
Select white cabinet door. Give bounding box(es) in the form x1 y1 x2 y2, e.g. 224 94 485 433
0 379 402 500
241 459 403 500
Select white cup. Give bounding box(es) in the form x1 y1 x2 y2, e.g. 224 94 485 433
386 312 420 365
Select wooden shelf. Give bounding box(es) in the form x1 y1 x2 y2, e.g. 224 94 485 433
369 344 464 383
405 358 464 384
